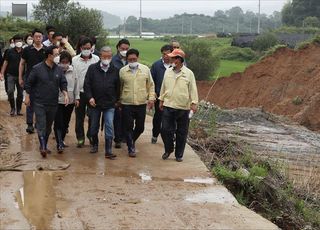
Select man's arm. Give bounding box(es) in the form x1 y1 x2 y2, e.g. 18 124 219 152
59 70 69 106
115 71 121 105
147 70 156 101
83 66 93 101
73 72 80 107
24 67 37 106
146 69 155 110
19 58 26 87
189 72 199 112
63 39 76 57
0 60 8 81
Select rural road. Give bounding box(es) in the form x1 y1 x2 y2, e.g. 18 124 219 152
0 81 278 229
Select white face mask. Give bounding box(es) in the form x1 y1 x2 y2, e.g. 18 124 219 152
81 49 91 57
15 42 23 48
10 43 15 48
119 50 127 57
56 41 60 47
53 56 60 64
129 62 138 69
27 39 33 46
101 59 111 66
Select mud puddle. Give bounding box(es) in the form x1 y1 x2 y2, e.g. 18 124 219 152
15 171 56 230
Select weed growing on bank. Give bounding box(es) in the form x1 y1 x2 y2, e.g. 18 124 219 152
188 102 320 229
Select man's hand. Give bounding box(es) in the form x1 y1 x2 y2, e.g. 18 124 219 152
147 100 154 110
159 100 164 111
0 73 3 81
64 95 69 106
191 103 197 113
115 101 122 109
24 94 30 107
89 98 96 107
75 99 80 108
62 37 68 43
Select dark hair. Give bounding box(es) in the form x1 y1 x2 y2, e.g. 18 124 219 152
12 34 23 41
32 28 43 36
47 28 55 34
52 32 64 39
116 39 130 49
59 51 72 64
9 37 14 43
90 36 97 45
126 48 139 58
80 37 93 47
161 44 173 53
45 25 55 32
24 33 32 42
175 56 184 63
45 45 58 58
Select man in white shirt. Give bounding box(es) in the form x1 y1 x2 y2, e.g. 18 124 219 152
72 37 99 148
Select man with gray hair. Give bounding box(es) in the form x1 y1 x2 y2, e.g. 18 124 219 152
84 46 120 159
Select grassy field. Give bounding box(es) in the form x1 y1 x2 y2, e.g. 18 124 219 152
108 38 254 78
108 38 165 66
215 60 253 79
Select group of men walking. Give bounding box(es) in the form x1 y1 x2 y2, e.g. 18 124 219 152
0 27 198 162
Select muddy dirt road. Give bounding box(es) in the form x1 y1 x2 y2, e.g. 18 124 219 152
0 97 277 229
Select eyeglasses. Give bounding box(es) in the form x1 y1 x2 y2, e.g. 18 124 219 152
173 46 180 49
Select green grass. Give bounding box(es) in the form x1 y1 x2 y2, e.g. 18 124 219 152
108 38 254 77
108 38 166 66
214 60 253 79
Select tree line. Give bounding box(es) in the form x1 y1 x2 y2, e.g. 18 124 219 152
113 8 282 35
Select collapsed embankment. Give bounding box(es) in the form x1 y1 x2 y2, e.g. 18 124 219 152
197 43 320 131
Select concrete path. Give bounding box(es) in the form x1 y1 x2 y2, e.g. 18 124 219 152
0 100 278 229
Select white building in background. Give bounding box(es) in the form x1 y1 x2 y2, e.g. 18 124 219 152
141 32 155 38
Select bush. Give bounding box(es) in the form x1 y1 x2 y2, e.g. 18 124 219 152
273 26 320 35
184 40 220 81
252 32 279 52
259 44 287 61
303 17 320 28
214 46 258 61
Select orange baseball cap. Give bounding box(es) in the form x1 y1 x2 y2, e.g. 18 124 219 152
167 49 185 58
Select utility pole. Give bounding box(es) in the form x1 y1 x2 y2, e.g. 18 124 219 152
139 0 142 38
190 17 193 34
236 17 239 33
257 0 261 34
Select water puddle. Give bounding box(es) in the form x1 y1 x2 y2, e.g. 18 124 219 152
139 172 152 182
186 187 237 204
184 177 214 184
15 171 56 230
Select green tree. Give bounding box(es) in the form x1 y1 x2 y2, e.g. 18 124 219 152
0 16 44 48
282 0 320 26
252 32 279 52
184 40 220 81
33 0 107 46
33 0 69 25
303 16 320 27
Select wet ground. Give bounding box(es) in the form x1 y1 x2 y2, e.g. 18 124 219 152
213 107 320 185
0 90 277 229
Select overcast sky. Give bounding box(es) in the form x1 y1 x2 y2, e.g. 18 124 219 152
1 0 287 19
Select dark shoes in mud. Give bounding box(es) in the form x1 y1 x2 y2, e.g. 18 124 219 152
105 153 117 160
26 124 35 134
162 152 171 160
